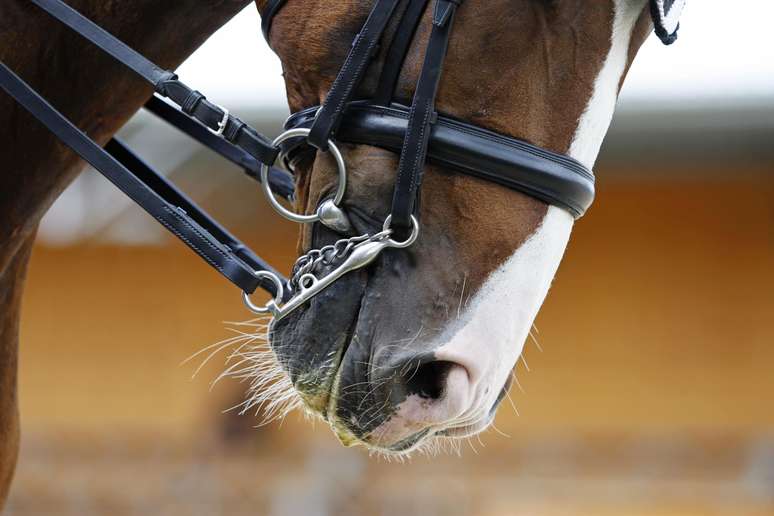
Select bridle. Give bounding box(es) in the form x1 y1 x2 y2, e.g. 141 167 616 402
252 0 596 320
0 0 680 324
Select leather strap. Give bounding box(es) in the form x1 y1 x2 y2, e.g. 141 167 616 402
0 62 285 295
155 79 279 165
105 139 286 296
283 102 594 219
390 0 460 234
31 0 281 168
307 0 402 150
374 0 430 106
144 95 295 202
30 0 174 85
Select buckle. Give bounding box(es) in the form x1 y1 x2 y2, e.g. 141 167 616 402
209 104 230 137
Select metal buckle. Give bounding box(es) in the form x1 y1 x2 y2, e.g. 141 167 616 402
208 104 230 137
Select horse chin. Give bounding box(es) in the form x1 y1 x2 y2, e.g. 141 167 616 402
268 210 387 418
268 261 511 455
268 269 368 418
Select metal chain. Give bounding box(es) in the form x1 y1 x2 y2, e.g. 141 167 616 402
288 232 389 292
244 216 418 322
289 234 366 291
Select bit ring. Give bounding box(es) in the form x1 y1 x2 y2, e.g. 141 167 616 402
260 128 346 223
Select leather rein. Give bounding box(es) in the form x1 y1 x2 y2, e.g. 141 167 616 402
0 0 597 322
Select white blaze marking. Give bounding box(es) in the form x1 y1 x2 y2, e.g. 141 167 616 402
429 1 644 431
433 206 573 425
569 0 646 170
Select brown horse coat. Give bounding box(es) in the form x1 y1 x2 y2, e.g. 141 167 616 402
0 0 254 506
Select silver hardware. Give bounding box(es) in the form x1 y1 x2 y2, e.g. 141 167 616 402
289 233 374 292
382 214 420 249
267 237 389 321
210 105 230 137
243 216 419 322
317 198 353 233
260 128 347 224
242 271 284 315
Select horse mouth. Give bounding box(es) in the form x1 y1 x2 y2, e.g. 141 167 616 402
266 208 513 453
268 244 369 418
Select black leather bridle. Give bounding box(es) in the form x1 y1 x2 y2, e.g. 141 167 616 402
0 0 678 319
265 0 594 226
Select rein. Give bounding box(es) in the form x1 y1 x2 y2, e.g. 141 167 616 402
0 0 680 322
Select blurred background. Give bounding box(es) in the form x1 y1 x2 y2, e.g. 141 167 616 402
6 1 774 515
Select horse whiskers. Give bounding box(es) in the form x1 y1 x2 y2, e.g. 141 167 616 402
183 330 259 370
520 353 531 373
489 421 511 439
210 359 255 390
222 317 273 327
357 393 394 430
529 325 543 352
353 376 394 412
199 316 508 454
457 274 467 320
186 316 304 427
365 428 468 461
233 368 301 426
241 369 299 416
511 369 525 395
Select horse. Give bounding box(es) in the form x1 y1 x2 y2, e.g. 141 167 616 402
0 0 681 506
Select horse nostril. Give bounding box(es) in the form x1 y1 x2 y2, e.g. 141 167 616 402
363 359 472 447
404 360 455 400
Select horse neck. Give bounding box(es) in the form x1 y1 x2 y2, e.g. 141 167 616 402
0 235 32 506
0 0 254 507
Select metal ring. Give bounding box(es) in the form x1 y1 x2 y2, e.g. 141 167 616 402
242 271 285 314
260 128 347 223
383 215 420 249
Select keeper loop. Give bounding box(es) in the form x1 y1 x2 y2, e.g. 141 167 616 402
181 90 205 115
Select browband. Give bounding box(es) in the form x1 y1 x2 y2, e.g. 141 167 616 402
282 102 595 219
261 0 594 219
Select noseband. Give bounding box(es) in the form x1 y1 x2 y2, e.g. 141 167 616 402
0 0 679 323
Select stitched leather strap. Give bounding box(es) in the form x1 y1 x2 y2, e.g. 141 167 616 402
0 62 285 295
307 0 402 150
155 79 279 165
30 0 174 85
105 139 285 295
374 0 431 106
31 0 281 168
144 96 295 201
389 0 460 234
283 102 594 219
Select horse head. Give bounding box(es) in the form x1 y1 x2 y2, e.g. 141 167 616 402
251 0 656 454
